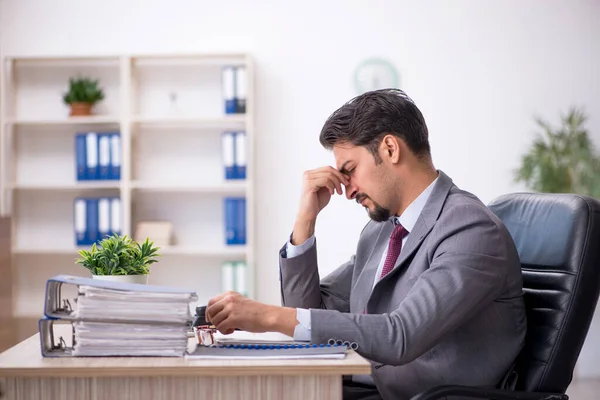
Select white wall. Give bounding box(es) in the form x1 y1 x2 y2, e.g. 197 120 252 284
2 0 600 376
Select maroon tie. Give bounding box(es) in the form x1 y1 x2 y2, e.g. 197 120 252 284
379 223 409 279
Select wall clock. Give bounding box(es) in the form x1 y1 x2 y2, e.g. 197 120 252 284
354 58 399 94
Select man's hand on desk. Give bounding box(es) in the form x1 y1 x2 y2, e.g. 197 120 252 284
206 291 298 337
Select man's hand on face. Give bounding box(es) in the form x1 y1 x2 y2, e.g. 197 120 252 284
292 166 349 245
298 166 349 220
205 291 297 336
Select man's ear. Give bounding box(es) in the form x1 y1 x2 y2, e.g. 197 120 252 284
381 135 401 164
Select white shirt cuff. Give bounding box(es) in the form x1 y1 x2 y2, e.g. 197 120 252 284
286 235 315 258
292 308 311 341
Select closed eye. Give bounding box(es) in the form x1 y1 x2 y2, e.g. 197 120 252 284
341 166 354 175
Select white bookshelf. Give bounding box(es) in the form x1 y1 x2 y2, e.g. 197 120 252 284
0 54 255 326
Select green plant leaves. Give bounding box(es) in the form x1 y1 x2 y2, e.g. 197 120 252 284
515 107 600 198
75 233 161 276
63 76 105 105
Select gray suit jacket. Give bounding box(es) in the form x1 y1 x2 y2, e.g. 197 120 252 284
279 170 527 400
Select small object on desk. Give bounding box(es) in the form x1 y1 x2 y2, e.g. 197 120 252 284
192 305 209 327
194 325 217 346
191 306 241 345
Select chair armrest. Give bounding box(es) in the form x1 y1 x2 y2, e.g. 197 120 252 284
409 385 568 400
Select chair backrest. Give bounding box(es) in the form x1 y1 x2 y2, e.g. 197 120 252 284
488 193 600 393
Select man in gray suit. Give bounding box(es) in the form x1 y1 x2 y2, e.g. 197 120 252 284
206 89 527 400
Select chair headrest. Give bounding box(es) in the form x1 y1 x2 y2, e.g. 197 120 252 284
488 192 594 271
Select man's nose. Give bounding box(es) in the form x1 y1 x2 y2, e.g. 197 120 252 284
345 180 358 200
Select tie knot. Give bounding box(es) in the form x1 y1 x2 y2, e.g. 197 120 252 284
391 223 408 240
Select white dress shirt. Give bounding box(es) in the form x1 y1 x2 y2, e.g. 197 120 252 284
285 175 439 342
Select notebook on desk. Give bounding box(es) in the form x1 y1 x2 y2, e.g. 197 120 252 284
186 331 348 360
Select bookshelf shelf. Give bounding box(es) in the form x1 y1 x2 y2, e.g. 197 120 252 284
0 53 255 322
12 244 247 258
5 116 121 126
159 245 247 257
11 182 122 191
131 180 247 194
11 246 88 255
131 115 246 128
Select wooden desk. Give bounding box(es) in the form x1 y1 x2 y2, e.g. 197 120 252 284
0 334 371 400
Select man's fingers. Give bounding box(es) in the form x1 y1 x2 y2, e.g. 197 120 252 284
310 175 344 195
313 166 349 186
214 316 236 335
206 298 227 323
206 291 238 321
210 307 229 328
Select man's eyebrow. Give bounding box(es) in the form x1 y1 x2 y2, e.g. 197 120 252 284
339 161 351 174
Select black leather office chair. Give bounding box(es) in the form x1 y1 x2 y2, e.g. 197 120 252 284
412 193 600 400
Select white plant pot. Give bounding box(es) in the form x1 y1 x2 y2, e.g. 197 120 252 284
92 275 149 284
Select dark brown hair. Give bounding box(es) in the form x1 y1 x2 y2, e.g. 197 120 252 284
319 89 431 163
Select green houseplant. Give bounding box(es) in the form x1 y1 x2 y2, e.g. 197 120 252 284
515 107 600 198
62 76 105 117
76 233 161 284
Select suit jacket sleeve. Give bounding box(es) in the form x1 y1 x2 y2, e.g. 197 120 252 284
279 237 354 312
308 204 510 366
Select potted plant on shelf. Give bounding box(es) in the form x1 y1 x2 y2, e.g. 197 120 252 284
62 76 105 117
515 107 600 198
75 233 161 284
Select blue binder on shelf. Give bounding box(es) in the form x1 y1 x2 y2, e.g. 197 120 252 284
222 131 236 180
224 197 246 245
109 133 121 180
85 132 99 180
222 66 236 114
75 134 87 181
86 198 99 245
234 66 247 114
236 197 246 244
98 133 111 180
74 198 87 246
234 131 247 179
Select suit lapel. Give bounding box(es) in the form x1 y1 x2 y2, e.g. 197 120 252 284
352 221 394 313
367 170 455 303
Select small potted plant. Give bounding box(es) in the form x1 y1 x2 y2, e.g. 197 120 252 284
75 233 161 284
62 76 105 117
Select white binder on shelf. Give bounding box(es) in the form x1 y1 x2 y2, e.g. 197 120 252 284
222 66 236 114
98 134 111 180
235 66 247 114
110 133 121 180
221 261 235 292
85 132 99 180
235 261 247 296
234 131 247 179
74 198 87 246
222 131 235 180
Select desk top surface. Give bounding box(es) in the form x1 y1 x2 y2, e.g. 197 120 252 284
0 334 371 378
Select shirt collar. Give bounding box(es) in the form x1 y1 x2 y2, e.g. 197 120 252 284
394 174 440 233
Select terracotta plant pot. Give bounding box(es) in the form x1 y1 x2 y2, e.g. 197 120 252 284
69 102 93 116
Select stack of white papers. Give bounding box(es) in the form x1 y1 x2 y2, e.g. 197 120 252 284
69 284 195 356
74 285 194 323
40 275 199 358
73 321 189 357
